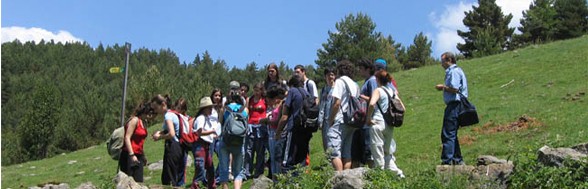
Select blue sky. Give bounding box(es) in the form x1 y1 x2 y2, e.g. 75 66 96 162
1 0 532 68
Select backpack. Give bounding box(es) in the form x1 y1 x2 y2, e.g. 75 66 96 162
342 79 367 128
106 126 124 160
295 88 320 132
170 110 198 149
222 105 248 146
376 87 405 127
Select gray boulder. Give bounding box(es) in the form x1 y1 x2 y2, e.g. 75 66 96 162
113 172 148 189
330 167 368 189
250 175 273 189
75 182 96 189
436 155 513 189
572 142 588 154
537 145 587 167
29 183 70 189
148 160 163 171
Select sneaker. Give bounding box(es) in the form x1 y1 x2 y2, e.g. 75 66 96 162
398 173 406 178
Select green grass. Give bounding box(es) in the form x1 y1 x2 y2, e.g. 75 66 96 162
2 36 588 188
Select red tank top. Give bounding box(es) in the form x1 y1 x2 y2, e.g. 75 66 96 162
123 117 148 155
248 97 266 124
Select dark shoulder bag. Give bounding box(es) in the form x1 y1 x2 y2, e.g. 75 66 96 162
457 92 479 127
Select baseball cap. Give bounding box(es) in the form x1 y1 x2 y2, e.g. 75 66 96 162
229 81 240 90
374 58 387 70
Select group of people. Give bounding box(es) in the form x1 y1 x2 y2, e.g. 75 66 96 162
117 52 470 188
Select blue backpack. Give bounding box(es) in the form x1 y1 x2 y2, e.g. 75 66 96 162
222 105 248 146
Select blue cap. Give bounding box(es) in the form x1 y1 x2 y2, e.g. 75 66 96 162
374 58 387 70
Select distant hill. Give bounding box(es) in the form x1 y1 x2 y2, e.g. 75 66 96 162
2 35 587 188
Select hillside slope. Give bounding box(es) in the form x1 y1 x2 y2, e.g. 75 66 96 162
2 36 587 188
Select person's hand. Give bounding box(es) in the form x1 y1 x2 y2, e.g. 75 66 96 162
275 132 281 140
366 119 375 126
131 155 140 165
435 84 445 91
152 131 161 141
143 156 148 166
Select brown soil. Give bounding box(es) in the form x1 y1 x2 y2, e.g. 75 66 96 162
472 114 545 135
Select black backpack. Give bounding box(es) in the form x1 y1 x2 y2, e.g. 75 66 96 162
295 88 319 132
377 87 405 127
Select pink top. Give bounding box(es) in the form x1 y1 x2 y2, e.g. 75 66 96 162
269 106 281 129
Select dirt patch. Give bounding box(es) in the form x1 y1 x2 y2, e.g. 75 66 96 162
459 135 477 145
563 91 585 102
473 115 545 135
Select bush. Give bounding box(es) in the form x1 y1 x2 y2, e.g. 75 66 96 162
509 150 588 188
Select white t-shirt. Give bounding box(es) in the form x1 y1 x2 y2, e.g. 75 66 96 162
304 79 319 98
194 114 216 143
331 76 359 122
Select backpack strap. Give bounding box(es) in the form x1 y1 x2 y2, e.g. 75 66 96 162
376 87 393 114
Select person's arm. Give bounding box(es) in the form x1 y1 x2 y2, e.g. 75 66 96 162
328 97 340 126
275 104 289 140
435 84 458 93
366 89 381 126
124 117 140 163
154 114 176 141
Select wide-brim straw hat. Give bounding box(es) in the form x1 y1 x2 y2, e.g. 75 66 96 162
198 97 215 109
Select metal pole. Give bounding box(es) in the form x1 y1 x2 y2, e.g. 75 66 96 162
120 43 131 128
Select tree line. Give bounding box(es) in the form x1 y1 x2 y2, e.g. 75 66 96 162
2 0 586 166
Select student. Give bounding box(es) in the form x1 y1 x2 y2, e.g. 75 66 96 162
328 60 359 171
151 95 188 187
294 65 319 102
365 70 405 178
240 83 250 107
218 82 249 189
355 58 377 168
275 74 312 174
318 67 336 152
119 101 153 182
243 83 268 179
259 85 287 180
190 97 218 189
264 63 288 91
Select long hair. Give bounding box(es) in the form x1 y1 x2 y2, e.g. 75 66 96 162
151 94 172 107
375 70 393 86
132 101 153 117
210 88 223 105
265 63 281 83
173 97 188 115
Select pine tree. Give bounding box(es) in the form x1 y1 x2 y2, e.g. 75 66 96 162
518 0 558 44
553 0 588 40
316 13 399 78
405 32 434 69
457 0 515 58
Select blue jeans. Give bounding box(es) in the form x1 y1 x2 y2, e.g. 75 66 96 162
268 128 278 178
441 101 463 165
243 124 268 178
218 138 245 183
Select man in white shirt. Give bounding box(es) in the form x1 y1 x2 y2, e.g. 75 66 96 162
294 65 319 104
328 60 360 171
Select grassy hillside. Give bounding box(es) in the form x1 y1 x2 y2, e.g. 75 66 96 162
2 36 587 188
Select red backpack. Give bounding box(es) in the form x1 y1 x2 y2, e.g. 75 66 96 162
170 110 198 149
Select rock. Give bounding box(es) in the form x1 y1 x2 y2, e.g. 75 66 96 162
477 155 510 166
186 155 193 167
537 145 587 167
75 182 97 189
571 142 588 154
113 172 148 189
474 163 514 185
29 183 70 189
68 160 77 165
330 167 368 189
436 165 476 177
250 175 273 189
148 160 163 170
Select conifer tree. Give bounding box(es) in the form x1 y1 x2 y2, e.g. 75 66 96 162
553 0 588 40
457 0 515 58
518 0 558 44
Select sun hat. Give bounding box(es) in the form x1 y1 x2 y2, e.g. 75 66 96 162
198 97 215 109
